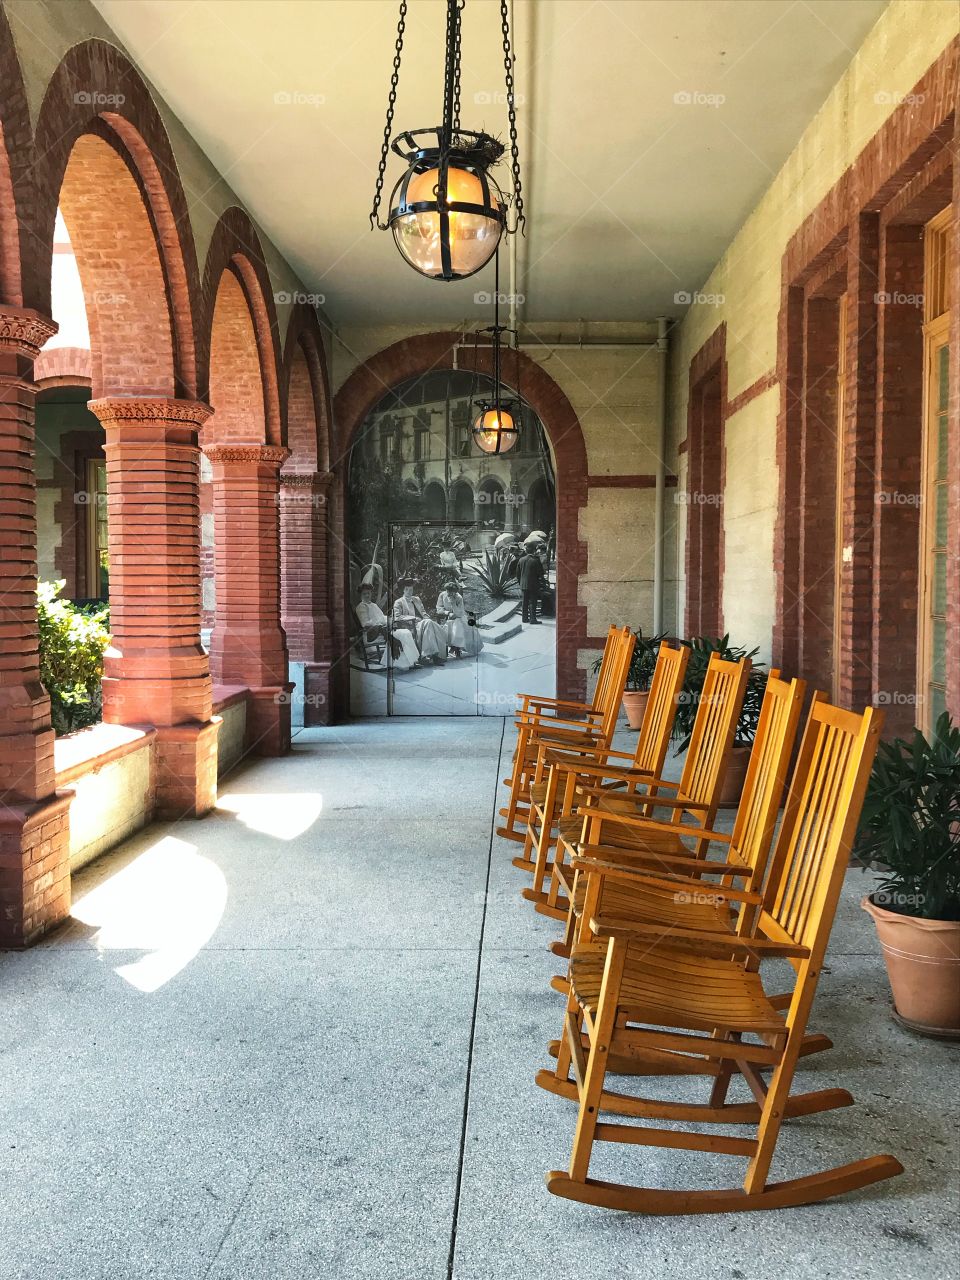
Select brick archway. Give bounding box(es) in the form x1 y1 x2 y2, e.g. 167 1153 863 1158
32 39 200 396
0 7 31 307
332 331 590 705
202 223 290 754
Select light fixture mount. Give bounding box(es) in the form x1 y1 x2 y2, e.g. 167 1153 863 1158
370 0 525 282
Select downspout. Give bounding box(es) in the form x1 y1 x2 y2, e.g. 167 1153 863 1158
653 316 669 634
508 0 519 343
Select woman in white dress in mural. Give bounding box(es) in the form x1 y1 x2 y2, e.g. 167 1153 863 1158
392 579 448 664
436 582 483 658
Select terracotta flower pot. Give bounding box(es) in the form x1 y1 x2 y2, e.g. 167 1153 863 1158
717 744 750 807
621 689 649 730
862 894 960 1038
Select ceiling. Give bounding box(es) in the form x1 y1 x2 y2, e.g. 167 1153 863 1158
92 0 889 326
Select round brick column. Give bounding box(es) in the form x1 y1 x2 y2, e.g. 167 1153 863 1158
0 308 72 946
88 397 219 819
280 469 333 726
205 443 292 755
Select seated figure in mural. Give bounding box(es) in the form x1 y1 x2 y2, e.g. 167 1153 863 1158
437 582 483 659
392 578 448 664
356 584 419 670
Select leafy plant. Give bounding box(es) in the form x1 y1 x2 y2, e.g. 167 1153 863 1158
464 548 517 601
37 580 110 735
854 712 960 921
672 634 766 753
592 630 669 692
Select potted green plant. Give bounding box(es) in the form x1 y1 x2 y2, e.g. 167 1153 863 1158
592 631 668 730
672 634 766 804
857 712 960 1038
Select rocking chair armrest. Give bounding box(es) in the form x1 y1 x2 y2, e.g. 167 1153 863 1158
575 798 714 823
521 695 596 713
516 711 605 732
551 760 657 783
574 844 752 879
571 857 762 903
576 816 733 844
590 916 810 959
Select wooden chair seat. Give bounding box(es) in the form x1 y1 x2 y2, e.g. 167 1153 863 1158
530 780 549 806
571 875 734 935
568 940 785 1035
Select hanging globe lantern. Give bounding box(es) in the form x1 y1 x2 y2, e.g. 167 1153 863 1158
472 401 519 454
369 0 525 282
388 130 506 281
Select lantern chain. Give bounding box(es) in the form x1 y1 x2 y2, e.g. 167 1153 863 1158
452 0 464 132
370 0 408 231
500 0 525 232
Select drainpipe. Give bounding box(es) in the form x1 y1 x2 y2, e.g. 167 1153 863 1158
652 316 669 635
508 0 519 342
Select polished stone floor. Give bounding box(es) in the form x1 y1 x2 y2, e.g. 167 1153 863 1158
1 719 957 1280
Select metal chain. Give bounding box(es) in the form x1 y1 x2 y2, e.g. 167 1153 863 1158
452 0 464 132
499 0 525 231
370 0 408 230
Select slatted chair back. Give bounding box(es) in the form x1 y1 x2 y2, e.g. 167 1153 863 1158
589 625 622 715
675 653 752 810
723 670 805 883
758 699 884 957
594 627 636 739
629 642 689 776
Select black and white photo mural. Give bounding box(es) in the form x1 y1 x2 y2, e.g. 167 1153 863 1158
347 369 557 716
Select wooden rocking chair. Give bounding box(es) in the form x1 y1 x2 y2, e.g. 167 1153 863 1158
538 700 903 1214
542 653 751 918
497 626 634 842
516 641 689 907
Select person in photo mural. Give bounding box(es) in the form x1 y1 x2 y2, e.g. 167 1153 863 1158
392 578 448 663
517 542 546 625
437 581 483 658
355 583 421 671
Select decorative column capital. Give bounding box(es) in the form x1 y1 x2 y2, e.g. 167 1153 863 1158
0 308 58 358
204 443 291 467
88 397 213 429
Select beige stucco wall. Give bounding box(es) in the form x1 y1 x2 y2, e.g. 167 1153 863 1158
4 0 328 348
333 320 679 680
668 0 960 661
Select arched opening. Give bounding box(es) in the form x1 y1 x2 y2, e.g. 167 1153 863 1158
332 332 589 709
204 253 289 755
423 480 446 520
450 478 475 523
345 368 557 717
477 475 506 529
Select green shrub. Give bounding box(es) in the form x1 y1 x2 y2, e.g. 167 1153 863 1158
854 713 960 921
37 580 110 735
672 634 766 753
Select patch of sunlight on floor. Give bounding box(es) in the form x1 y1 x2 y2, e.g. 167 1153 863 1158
216 792 324 839
70 836 227 993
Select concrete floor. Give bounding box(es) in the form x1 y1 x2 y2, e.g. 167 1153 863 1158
1 719 957 1280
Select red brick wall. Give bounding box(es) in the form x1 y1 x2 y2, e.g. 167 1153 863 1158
683 324 726 638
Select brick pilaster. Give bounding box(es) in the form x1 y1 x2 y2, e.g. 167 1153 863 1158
87 397 219 818
280 469 333 726
206 443 292 755
0 307 72 946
